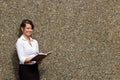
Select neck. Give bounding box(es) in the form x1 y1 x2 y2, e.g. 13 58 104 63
23 34 30 41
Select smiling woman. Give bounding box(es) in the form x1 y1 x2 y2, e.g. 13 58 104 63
16 19 40 80
21 24 33 46
21 24 33 38
19 19 34 37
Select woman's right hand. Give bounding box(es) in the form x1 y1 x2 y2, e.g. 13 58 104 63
25 58 31 63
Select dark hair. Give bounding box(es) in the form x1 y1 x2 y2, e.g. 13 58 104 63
18 19 34 37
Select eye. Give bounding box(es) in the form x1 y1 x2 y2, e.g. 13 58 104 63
27 27 31 29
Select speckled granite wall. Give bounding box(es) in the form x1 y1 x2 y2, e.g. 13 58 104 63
0 0 120 80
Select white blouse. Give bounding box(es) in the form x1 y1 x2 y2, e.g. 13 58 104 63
16 35 39 64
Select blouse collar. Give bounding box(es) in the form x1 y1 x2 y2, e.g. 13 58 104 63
21 35 33 41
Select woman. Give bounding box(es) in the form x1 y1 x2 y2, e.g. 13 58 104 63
16 19 41 80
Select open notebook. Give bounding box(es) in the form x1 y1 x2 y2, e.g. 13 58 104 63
31 51 52 62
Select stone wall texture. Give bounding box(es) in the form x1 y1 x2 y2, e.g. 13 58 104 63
0 0 120 80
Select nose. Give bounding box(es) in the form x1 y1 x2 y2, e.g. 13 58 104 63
29 29 33 31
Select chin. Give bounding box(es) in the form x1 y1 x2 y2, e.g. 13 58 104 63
26 34 32 37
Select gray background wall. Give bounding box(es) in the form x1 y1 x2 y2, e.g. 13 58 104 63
0 0 120 80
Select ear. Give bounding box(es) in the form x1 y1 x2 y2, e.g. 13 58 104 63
21 27 24 32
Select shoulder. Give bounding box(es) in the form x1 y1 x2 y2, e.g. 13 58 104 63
16 37 24 45
32 39 38 44
31 37 39 45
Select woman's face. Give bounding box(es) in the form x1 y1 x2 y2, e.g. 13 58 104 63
22 23 33 37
